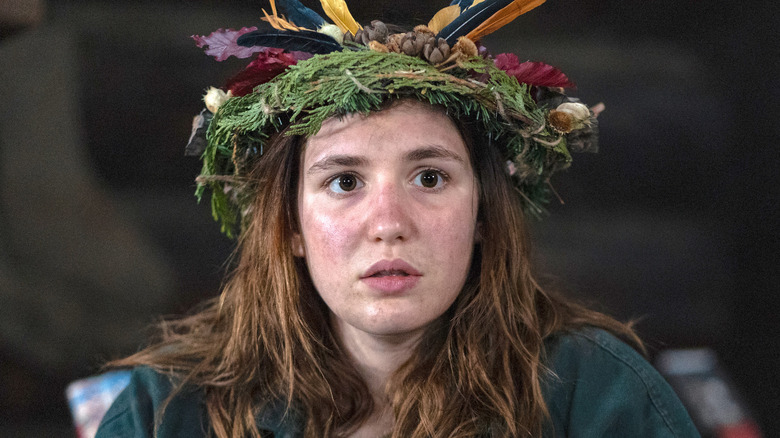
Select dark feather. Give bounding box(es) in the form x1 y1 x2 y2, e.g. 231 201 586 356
276 0 326 29
449 0 474 8
237 29 342 54
438 0 514 45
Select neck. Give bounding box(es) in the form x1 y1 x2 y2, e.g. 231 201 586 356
332 319 423 407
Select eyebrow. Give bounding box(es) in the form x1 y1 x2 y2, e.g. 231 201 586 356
306 145 466 176
404 145 466 165
306 155 369 175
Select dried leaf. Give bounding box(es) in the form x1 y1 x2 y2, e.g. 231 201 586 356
494 53 575 88
428 5 461 34
224 48 311 96
192 27 261 61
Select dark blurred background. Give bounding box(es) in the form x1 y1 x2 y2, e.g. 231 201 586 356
1 0 777 436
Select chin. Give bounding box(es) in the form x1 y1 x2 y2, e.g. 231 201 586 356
358 316 433 338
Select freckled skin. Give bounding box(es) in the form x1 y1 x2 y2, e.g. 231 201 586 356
295 101 479 344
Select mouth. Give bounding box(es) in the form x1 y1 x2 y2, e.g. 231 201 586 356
360 260 422 294
370 269 411 277
361 259 422 279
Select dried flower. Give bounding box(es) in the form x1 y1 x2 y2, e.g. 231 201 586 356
203 87 232 113
548 110 573 133
385 33 404 53
413 25 435 36
548 102 591 133
557 102 591 122
318 23 344 44
452 36 478 58
368 40 389 53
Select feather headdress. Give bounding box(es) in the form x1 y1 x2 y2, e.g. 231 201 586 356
272 0 325 29
438 0 545 44
319 0 361 34
189 0 601 237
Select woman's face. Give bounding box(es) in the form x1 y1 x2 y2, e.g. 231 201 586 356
295 101 479 341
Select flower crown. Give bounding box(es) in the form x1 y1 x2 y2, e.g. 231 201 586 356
187 0 602 238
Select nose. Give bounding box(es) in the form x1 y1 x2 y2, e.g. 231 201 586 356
365 180 415 243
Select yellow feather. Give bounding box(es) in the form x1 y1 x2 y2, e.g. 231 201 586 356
469 0 487 8
466 0 546 42
262 9 302 31
428 5 461 34
319 0 361 35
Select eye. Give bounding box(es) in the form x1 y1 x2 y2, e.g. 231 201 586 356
328 173 364 194
413 169 446 190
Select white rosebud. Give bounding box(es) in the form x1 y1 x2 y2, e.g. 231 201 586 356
203 87 232 114
318 23 344 44
555 102 591 129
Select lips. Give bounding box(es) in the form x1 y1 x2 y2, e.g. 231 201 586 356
361 259 422 278
361 259 422 294
371 270 411 277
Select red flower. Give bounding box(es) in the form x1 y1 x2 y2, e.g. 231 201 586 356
494 53 575 88
225 48 311 97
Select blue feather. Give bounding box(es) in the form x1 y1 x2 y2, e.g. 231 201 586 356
237 29 342 54
276 0 325 29
438 0 513 45
449 0 474 8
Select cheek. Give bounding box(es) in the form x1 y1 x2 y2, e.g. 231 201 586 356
300 202 357 264
425 208 478 262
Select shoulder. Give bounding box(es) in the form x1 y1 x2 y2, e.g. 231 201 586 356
541 328 700 438
95 367 208 438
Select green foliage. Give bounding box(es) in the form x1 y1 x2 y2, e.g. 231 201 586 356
198 50 572 237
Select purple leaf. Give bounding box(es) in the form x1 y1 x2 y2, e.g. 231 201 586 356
192 27 262 61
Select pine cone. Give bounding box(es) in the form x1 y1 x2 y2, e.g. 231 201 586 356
353 20 389 45
400 31 435 57
422 37 450 64
386 33 404 53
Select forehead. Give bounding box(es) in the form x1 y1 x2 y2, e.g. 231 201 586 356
302 100 468 163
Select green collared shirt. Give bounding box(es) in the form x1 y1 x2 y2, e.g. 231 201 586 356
96 329 700 437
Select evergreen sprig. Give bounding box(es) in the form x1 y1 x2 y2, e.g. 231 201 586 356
200 50 572 237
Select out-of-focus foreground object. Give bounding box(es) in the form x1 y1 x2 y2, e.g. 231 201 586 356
656 349 763 438
66 371 132 438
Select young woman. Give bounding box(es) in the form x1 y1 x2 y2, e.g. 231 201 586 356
96 1 699 437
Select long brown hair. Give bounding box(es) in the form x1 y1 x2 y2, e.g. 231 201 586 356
111 103 641 437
